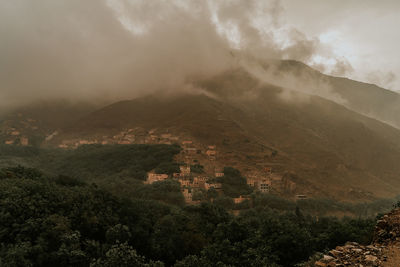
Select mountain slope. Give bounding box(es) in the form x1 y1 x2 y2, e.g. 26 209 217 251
54 69 400 200
0 100 98 146
275 60 400 129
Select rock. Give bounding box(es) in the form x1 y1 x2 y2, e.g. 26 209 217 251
376 220 386 228
364 255 377 263
314 208 400 267
329 249 342 257
322 255 334 262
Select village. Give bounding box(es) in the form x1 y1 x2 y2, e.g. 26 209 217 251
145 162 302 205
0 115 39 146
132 130 303 204
2 124 306 202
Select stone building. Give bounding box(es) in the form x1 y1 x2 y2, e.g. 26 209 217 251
233 195 251 204
20 137 29 146
180 165 191 176
145 173 169 184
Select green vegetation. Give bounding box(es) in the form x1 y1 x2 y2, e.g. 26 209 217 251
190 164 204 174
0 166 379 267
0 144 181 181
0 145 397 266
252 193 399 218
0 144 40 157
49 144 181 180
134 180 185 206
216 167 253 198
154 162 180 175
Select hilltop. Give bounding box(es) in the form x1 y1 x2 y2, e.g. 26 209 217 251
275 60 400 129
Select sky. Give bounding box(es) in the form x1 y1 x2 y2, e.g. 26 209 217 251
280 0 400 91
0 0 399 108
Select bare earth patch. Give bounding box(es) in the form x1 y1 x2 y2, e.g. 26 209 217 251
382 244 400 267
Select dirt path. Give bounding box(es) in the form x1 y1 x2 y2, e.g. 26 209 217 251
383 244 400 267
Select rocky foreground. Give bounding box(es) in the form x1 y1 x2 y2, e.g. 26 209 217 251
315 208 400 267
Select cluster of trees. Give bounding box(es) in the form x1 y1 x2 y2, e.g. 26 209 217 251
0 144 396 218
0 144 40 157
0 166 377 267
215 167 253 198
48 144 181 180
252 193 398 218
0 144 181 181
189 164 204 174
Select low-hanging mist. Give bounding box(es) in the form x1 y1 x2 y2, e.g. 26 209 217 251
0 0 359 109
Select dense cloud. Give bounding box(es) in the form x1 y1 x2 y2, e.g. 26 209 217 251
0 0 391 108
0 0 232 107
280 0 400 90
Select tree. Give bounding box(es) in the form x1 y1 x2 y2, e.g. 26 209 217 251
90 243 163 267
217 167 252 198
106 224 131 244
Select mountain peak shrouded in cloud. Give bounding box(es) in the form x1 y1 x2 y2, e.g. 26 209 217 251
0 0 397 109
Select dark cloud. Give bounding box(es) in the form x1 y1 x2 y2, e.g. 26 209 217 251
0 0 374 108
0 0 233 107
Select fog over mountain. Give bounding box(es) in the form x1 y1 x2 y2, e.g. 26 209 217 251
0 0 373 109
281 0 400 90
4 2 400 266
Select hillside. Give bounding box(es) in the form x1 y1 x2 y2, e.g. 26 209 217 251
0 166 379 267
50 67 400 201
0 100 97 146
314 207 400 266
274 60 400 129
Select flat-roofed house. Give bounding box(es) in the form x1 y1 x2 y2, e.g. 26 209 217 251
206 150 216 156
233 195 251 204
264 167 272 174
145 173 169 184
206 150 216 160
296 194 308 200
178 179 191 187
246 177 258 187
180 165 191 176
182 188 193 203
258 179 272 193
185 147 197 154
204 182 222 190
192 177 207 189
182 140 193 145
161 133 172 139
20 137 29 146
173 173 183 178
